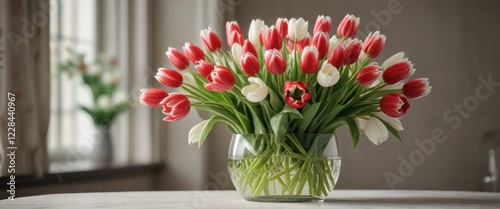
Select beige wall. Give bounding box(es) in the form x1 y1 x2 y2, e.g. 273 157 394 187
151 0 500 191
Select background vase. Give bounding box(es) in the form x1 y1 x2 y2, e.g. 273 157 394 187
89 125 113 164
228 134 341 202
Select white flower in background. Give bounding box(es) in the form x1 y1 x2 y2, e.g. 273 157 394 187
288 18 308 42
113 91 129 105
356 116 389 145
241 77 268 102
102 71 121 85
373 112 403 131
248 19 266 48
231 43 243 64
188 120 209 144
97 95 112 110
317 63 340 87
87 64 102 76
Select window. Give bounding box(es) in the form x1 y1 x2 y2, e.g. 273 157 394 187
48 0 97 158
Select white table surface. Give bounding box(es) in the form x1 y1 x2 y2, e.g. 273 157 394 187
1 190 499 209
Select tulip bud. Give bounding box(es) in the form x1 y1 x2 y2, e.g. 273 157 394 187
359 117 389 145
248 19 266 48
337 14 360 39
166 47 190 70
262 26 282 50
380 93 410 118
363 31 386 58
240 52 260 76
241 77 268 102
300 45 319 74
344 39 362 65
139 88 168 107
161 93 191 122
403 78 431 99
194 60 215 78
243 40 258 58
264 49 287 75
226 21 244 47
311 32 329 59
328 35 341 55
313 15 332 35
200 27 222 52
275 18 288 39
382 60 414 85
327 44 345 69
284 81 311 108
317 63 340 87
183 43 206 63
155 68 183 88
288 18 308 42
231 43 243 64
204 66 235 92
357 64 381 87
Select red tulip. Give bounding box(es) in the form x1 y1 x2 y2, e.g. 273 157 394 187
300 45 319 74
195 60 215 78
264 49 287 75
327 44 345 69
243 40 258 58
313 15 331 35
382 61 413 85
161 93 191 122
337 14 360 39
262 26 282 50
363 31 386 58
204 66 235 92
403 78 431 99
284 81 311 108
200 27 222 52
357 64 381 87
183 43 205 63
240 52 260 76
344 39 362 65
155 68 183 88
380 93 410 118
275 18 288 39
166 47 190 70
139 88 168 107
311 32 329 59
226 21 244 47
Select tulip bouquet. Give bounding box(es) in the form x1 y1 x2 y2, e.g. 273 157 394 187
140 14 431 199
60 50 129 127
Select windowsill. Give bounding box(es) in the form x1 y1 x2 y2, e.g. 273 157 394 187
0 161 164 188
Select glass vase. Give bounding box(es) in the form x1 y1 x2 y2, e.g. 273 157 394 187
228 134 341 202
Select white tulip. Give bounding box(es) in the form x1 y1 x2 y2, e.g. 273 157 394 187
317 63 340 87
188 120 209 144
363 117 389 145
241 77 268 102
328 35 341 54
97 95 112 110
288 18 308 42
231 43 243 64
248 19 266 48
374 112 403 131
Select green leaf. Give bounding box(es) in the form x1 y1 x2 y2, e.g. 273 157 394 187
267 88 283 113
345 118 360 149
270 106 303 135
299 102 321 133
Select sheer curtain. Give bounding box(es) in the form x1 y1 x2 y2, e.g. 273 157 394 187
0 0 51 177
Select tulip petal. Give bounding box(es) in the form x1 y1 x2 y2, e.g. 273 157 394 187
364 117 389 145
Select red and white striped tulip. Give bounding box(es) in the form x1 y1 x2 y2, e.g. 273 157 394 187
284 81 311 109
194 60 215 78
200 27 222 52
311 31 329 59
243 40 258 58
362 31 386 58
139 88 168 107
226 21 244 47
183 43 205 63
264 49 287 75
240 52 260 76
248 19 266 48
262 26 282 50
344 39 362 65
403 78 431 99
288 18 308 42
357 64 381 87
287 33 311 54
155 68 183 88
327 44 345 69
313 15 331 35
275 18 288 39
161 93 191 122
317 63 340 87
380 93 410 118
382 57 414 85
166 47 190 70
337 14 360 39
204 66 235 92
300 45 320 74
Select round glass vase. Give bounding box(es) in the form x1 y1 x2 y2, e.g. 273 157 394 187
228 134 341 202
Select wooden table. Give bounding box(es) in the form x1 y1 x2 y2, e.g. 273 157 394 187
1 190 499 208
